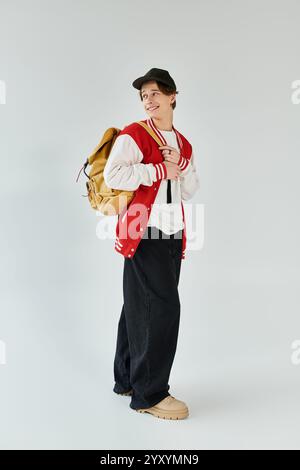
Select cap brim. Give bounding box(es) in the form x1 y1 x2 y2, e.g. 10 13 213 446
132 76 148 90
132 76 173 90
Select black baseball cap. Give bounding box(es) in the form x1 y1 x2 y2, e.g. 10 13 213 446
132 68 177 91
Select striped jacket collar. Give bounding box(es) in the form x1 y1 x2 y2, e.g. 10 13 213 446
144 117 184 151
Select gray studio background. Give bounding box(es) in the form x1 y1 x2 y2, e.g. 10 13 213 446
1 0 300 450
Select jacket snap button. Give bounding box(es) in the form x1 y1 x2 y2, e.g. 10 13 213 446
131 248 134 252
128 254 131 257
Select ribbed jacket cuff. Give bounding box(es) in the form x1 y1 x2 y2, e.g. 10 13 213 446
153 162 167 181
178 154 190 171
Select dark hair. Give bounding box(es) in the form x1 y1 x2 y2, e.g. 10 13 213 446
139 81 179 110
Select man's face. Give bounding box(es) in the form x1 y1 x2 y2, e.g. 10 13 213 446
141 81 175 117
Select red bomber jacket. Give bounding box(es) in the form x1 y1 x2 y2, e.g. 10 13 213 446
113 117 193 260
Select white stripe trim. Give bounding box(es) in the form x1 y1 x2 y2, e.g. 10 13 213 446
155 164 160 180
180 158 189 170
121 211 127 224
147 119 184 157
178 156 184 169
146 119 186 172
157 163 162 179
148 118 167 145
116 237 123 247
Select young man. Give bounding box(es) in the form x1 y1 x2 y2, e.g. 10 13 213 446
103 68 200 420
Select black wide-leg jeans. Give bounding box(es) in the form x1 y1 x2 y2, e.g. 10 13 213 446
113 225 184 410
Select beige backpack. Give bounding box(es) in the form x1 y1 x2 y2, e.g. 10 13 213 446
76 121 163 215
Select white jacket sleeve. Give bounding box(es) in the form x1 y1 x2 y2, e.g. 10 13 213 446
179 150 200 201
103 133 167 191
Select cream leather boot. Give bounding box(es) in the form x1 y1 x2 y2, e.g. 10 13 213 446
136 395 189 420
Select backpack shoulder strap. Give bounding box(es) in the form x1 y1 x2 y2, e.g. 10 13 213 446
136 121 163 146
